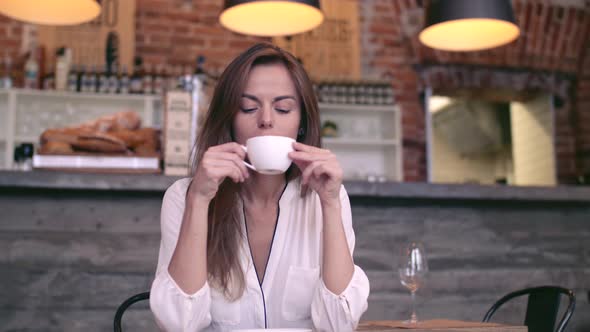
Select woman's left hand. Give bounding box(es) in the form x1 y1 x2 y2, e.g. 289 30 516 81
289 142 343 205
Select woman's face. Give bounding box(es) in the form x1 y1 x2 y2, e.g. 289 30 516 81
232 62 301 145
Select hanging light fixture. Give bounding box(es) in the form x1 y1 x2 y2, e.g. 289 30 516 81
419 0 519 52
0 0 101 26
220 0 324 37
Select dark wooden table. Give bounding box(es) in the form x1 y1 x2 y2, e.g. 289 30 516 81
357 320 528 332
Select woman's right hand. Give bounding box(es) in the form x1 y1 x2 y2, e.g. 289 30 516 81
189 142 249 202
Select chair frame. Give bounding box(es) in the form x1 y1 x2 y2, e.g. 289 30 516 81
483 285 575 332
113 291 151 332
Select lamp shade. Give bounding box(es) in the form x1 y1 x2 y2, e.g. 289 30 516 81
419 0 519 52
0 0 101 26
220 0 324 37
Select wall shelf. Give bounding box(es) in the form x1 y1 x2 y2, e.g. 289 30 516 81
0 88 162 170
0 89 403 181
320 103 402 181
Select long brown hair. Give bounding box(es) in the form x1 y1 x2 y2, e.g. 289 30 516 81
192 43 321 299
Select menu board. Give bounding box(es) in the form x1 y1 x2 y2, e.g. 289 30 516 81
37 0 136 70
273 0 361 81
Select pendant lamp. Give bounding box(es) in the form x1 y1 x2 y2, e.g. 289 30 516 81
419 0 519 52
220 0 324 37
0 0 101 26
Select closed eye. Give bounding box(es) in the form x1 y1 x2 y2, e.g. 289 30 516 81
276 108 291 114
240 107 257 113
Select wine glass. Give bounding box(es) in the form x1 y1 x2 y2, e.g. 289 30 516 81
398 242 428 324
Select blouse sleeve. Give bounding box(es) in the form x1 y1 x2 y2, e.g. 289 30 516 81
311 185 371 332
149 179 212 332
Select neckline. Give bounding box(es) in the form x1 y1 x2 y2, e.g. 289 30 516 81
242 180 290 286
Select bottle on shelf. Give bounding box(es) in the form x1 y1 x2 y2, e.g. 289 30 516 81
42 63 55 90
193 55 208 81
182 64 192 91
193 55 206 76
98 64 110 93
108 62 120 94
24 45 40 89
82 65 96 93
20 143 34 171
55 47 72 91
129 56 144 94
164 64 174 91
142 63 153 94
1 53 13 89
346 82 357 105
13 143 34 171
119 64 130 94
366 82 377 105
169 65 182 91
87 65 100 92
12 145 23 171
79 65 90 92
67 64 79 92
357 81 367 105
153 64 164 95
384 83 395 105
337 81 347 104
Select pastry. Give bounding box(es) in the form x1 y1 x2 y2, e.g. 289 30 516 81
38 141 74 154
72 132 128 153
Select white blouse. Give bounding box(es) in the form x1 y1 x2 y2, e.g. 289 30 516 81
150 177 370 332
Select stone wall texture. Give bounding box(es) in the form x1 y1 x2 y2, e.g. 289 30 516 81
1 188 588 331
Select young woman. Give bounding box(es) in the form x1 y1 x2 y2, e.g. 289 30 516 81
150 43 370 331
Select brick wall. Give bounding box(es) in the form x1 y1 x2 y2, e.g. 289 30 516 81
360 0 590 183
135 0 267 73
360 1 426 182
0 15 22 58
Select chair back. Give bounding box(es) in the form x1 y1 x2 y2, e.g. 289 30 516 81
483 286 575 332
113 291 151 332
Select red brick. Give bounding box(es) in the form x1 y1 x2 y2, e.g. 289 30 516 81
10 25 21 36
228 40 259 50
208 39 227 48
173 25 191 34
167 11 201 22
136 45 170 55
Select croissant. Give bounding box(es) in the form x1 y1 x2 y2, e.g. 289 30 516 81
38 111 158 155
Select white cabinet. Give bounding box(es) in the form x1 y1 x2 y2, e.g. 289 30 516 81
0 88 162 170
319 103 402 181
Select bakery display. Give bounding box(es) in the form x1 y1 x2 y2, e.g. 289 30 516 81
38 111 160 156
35 111 162 173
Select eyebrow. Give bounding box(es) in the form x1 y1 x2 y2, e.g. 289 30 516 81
242 93 297 103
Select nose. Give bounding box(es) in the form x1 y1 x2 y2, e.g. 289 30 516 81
257 106 274 129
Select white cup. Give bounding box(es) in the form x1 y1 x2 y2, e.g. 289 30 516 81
241 135 295 174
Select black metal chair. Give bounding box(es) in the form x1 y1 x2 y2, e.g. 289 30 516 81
114 291 151 332
483 286 576 332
